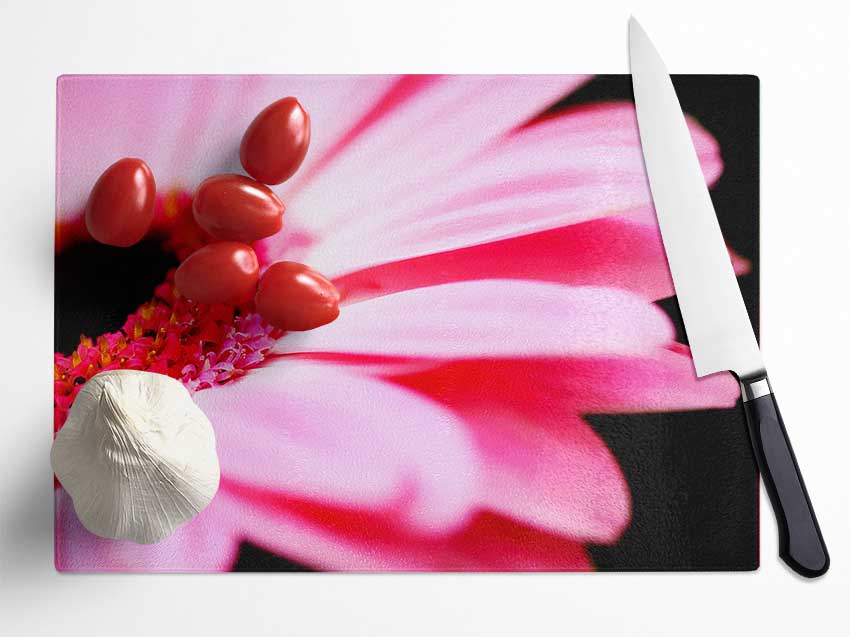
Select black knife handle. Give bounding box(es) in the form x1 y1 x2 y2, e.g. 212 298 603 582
741 376 829 578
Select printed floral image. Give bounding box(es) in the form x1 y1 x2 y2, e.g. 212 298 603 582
54 75 747 571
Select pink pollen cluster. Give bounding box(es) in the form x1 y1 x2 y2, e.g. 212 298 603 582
53 271 283 432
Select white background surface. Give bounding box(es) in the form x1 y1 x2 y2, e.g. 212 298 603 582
0 0 847 634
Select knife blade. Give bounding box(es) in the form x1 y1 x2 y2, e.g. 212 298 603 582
629 17 829 577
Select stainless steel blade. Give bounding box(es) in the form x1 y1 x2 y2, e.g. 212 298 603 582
629 18 763 378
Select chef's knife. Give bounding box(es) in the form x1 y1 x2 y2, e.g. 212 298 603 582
629 18 829 577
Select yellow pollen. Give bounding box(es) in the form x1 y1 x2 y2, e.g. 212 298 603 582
164 190 179 218
133 321 143 339
71 351 81 367
98 336 112 365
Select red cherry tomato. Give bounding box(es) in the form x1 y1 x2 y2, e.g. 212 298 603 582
193 174 284 242
85 158 156 247
255 261 340 331
240 97 310 185
175 242 259 304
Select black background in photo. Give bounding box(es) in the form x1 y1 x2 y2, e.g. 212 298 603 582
560 75 759 570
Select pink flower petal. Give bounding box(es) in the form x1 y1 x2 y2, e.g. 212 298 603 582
57 75 398 220
385 346 738 541
544 346 741 414
388 364 629 543
55 488 241 572
222 486 592 571
192 359 480 534
731 248 752 277
299 101 722 277
471 411 630 545
333 214 751 306
390 348 739 420
473 413 629 545
291 75 443 189
334 217 676 303
259 75 589 261
278 280 675 359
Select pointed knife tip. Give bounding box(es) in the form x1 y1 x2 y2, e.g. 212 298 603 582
628 16 644 41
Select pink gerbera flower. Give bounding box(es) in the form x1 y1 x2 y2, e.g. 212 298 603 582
54 75 741 571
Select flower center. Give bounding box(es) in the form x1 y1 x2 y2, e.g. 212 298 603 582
54 191 283 433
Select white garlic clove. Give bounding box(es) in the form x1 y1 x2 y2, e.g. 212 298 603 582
51 370 220 544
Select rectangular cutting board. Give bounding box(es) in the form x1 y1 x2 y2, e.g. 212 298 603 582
54 74 759 572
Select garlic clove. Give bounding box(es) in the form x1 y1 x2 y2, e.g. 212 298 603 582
51 370 220 544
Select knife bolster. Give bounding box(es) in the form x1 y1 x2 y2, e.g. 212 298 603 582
740 376 772 403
